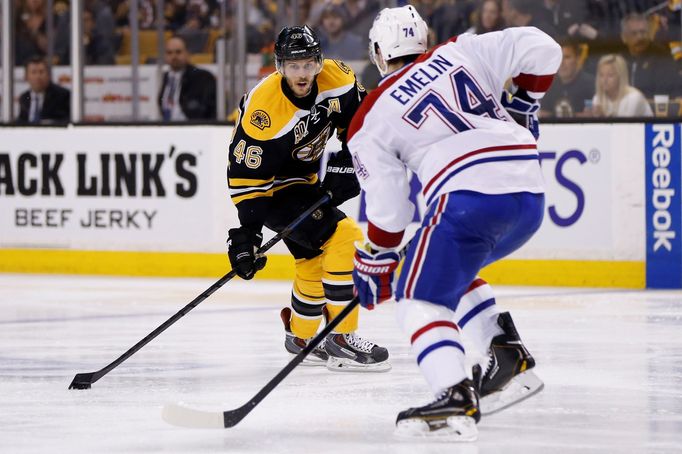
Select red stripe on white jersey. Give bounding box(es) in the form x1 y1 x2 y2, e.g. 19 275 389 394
347 37 459 142
512 72 555 93
410 320 459 344
368 222 404 249
422 144 537 196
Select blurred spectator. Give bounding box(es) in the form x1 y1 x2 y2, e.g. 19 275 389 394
158 36 216 121
15 0 49 66
466 0 505 34
590 53 652 117
55 0 116 65
342 0 381 41
541 40 595 117
430 0 475 41
17 56 70 124
360 61 381 91
318 3 365 61
587 0 664 38
111 0 156 29
83 7 116 64
502 0 558 36
544 0 598 41
656 0 682 62
619 12 680 98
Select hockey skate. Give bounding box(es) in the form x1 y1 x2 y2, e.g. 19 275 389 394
473 312 544 415
280 308 328 366
324 332 391 372
395 378 480 441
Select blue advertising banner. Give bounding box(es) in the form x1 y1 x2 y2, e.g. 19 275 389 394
645 124 682 288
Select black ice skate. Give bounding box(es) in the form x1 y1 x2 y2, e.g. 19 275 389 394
473 311 544 415
280 308 328 366
324 332 391 372
395 378 480 441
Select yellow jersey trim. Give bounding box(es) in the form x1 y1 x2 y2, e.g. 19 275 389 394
229 176 275 187
317 59 356 94
240 60 356 141
241 73 298 141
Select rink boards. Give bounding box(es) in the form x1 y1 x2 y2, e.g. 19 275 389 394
0 123 680 288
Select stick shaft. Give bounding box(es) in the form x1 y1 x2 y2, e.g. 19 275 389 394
223 298 360 427
69 194 330 389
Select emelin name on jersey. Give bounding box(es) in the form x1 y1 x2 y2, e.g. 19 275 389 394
389 54 454 106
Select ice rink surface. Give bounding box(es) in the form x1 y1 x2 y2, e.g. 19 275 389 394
1 273 681 454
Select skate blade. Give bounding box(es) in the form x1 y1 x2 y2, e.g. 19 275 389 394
288 353 328 367
394 416 478 441
480 370 544 415
326 356 392 373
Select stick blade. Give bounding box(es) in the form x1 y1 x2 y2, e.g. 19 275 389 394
222 406 251 428
68 373 94 390
161 403 226 429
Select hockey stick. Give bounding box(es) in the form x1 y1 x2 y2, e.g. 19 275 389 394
68 194 331 390
162 245 411 429
162 296 361 428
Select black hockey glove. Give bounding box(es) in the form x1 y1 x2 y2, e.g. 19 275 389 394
321 149 360 207
227 227 267 280
500 87 541 140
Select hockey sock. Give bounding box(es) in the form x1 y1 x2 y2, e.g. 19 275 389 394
454 278 503 357
290 286 324 339
398 298 467 395
325 302 359 334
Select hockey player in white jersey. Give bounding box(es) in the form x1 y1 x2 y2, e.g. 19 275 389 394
347 6 561 440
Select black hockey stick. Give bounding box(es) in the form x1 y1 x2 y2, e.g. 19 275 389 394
68 194 331 390
162 297 361 428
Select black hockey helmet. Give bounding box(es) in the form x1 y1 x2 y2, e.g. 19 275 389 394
274 25 323 74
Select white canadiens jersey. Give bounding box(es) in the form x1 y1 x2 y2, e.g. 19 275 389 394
347 27 561 243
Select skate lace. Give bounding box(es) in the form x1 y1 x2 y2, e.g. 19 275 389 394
343 333 375 353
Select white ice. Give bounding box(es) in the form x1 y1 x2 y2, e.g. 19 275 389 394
1 274 681 453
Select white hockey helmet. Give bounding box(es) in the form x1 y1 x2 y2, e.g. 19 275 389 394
369 5 429 76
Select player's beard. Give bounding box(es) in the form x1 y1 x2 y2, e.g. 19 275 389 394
289 76 313 97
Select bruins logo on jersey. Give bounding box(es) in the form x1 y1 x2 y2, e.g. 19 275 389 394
250 110 271 130
333 60 352 74
293 123 331 162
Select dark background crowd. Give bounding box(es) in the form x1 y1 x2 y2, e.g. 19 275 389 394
11 0 682 120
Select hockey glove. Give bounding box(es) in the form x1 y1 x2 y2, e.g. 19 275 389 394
321 149 361 206
227 227 267 280
352 242 401 310
500 88 541 140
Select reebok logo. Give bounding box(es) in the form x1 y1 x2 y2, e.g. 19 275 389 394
651 125 676 252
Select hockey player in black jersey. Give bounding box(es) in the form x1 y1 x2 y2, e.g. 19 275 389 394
226 26 389 371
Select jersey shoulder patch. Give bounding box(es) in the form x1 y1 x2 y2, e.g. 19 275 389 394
241 73 298 141
317 59 356 94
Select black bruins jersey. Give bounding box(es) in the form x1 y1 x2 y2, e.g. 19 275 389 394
228 59 366 255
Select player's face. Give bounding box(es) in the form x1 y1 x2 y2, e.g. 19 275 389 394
282 57 320 97
598 63 619 97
